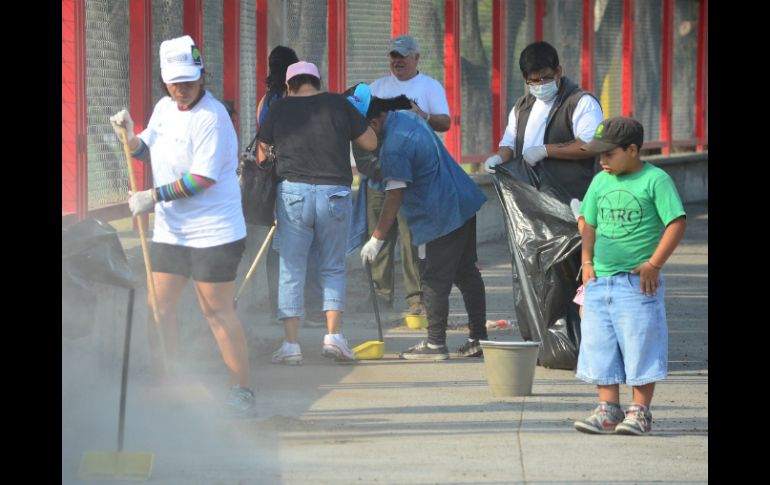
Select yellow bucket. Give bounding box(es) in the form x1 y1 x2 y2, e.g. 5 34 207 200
352 340 384 359
404 314 428 329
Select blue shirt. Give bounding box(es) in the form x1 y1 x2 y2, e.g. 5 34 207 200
379 110 487 246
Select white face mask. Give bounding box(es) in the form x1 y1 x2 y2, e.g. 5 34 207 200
529 80 558 102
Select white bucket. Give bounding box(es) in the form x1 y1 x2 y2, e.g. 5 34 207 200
479 340 540 397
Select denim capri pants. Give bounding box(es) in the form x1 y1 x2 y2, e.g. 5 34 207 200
575 272 668 386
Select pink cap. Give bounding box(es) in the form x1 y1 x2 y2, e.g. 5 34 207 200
286 61 320 82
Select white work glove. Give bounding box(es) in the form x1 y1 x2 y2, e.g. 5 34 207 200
110 109 136 142
523 145 548 166
128 189 156 216
484 154 503 173
361 236 386 265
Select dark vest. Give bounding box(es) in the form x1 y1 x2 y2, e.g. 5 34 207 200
514 76 600 201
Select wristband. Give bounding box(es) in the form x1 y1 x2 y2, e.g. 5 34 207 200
647 260 662 270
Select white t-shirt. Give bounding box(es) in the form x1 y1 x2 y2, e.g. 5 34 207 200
498 94 603 152
139 91 246 248
369 72 450 116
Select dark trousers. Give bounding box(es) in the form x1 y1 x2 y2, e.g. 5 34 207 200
422 216 487 345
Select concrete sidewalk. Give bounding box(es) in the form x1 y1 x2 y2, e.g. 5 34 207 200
62 203 707 484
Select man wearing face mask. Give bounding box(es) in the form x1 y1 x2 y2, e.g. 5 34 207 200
484 41 604 201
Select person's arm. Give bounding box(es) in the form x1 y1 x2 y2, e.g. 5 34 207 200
352 143 382 181
409 98 451 133
543 139 597 160
631 216 687 296
353 126 378 152
581 223 597 285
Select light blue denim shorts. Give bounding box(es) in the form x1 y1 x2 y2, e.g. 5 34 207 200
575 272 668 386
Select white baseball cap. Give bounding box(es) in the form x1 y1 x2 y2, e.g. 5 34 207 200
160 35 204 83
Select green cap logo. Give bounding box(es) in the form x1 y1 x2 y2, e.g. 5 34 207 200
191 46 202 65
594 124 605 139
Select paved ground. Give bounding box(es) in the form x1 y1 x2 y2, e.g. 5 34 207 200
62 203 707 484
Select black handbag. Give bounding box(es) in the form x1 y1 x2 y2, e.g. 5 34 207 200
238 133 279 227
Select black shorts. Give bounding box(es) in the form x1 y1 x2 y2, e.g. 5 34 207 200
150 238 246 283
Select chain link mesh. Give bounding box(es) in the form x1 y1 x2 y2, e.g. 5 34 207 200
634 0 662 143
202 0 225 101
346 0 391 87
673 0 698 141
593 0 623 119
543 0 582 88
85 0 130 210
461 0 492 155
273 0 328 88
240 0 257 145
152 0 183 106
505 0 534 115
408 0 445 84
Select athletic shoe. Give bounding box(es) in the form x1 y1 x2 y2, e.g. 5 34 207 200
615 403 653 436
455 339 483 357
399 340 449 361
574 401 625 434
271 341 303 365
322 334 356 362
226 385 256 415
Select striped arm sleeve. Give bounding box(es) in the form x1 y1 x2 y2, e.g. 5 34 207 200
154 173 216 202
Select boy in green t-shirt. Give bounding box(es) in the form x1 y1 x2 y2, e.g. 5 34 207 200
573 117 687 436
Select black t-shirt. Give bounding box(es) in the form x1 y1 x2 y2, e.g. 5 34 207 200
258 92 369 186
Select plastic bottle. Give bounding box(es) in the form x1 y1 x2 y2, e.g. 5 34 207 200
486 319 513 330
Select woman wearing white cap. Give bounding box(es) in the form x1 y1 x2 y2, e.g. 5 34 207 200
108 35 254 414
258 61 377 364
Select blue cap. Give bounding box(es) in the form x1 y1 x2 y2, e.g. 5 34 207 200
346 83 371 117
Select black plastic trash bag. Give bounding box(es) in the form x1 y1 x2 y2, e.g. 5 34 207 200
492 158 582 370
62 218 135 338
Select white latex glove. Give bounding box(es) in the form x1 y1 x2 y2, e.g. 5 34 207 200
110 109 136 142
128 189 156 216
417 244 426 260
570 198 582 221
484 154 503 173
361 236 385 265
523 145 548 166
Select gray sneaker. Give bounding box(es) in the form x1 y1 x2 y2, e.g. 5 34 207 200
615 403 653 435
226 386 256 415
574 401 625 434
399 340 449 361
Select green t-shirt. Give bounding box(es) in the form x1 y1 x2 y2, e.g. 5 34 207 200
580 162 686 277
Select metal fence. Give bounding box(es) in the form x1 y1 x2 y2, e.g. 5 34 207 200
346 0 391 88
152 0 183 106
240 0 258 146
634 0 662 142
202 0 225 101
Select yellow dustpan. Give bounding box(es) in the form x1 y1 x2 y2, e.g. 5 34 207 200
79 288 154 481
352 262 385 360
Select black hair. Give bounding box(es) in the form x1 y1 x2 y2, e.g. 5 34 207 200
366 95 412 120
266 46 299 95
287 74 321 92
519 41 559 77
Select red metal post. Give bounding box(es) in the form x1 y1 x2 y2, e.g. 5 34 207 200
491 0 507 152
581 0 594 93
75 0 88 220
661 0 674 155
256 0 268 103
622 0 634 117
129 0 152 193
444 0 461 161
223 0 240 133
695 0 707 151
62 0 77 216
392 0 408 37
535 0 544 41
184 0 203 44
327 0 346 92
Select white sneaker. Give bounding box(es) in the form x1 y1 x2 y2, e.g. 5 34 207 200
322 334 356 362
271 341 303 365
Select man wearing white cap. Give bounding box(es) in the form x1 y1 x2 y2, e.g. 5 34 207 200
356 34 451 319
108 35 255 415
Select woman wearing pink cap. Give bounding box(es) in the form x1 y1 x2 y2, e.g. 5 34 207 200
258 61 377 364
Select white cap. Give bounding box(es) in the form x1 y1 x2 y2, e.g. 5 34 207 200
159 35 203 83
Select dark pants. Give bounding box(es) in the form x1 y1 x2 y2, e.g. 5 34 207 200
422 216 487 345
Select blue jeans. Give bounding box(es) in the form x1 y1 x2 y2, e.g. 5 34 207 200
576 273 668 386
276 181 352 319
